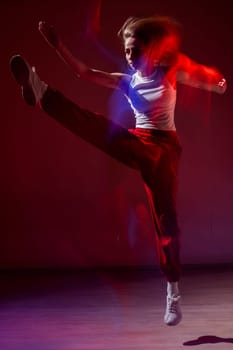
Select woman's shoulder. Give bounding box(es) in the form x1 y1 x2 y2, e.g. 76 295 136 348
118 73 133 94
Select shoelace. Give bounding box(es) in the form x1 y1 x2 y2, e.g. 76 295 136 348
167 295 180 314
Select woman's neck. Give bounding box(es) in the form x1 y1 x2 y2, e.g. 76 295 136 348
137 65 157 77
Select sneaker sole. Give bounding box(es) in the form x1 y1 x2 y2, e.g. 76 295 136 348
10 55 36 106
164 315 182 326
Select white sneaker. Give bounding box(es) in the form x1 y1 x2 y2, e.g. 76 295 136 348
164 294 182 326
10 54 47 106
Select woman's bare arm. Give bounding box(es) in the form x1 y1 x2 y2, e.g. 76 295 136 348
176 53 227 94
38 21 131 90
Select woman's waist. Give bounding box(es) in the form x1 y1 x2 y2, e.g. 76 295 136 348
129 127 181 149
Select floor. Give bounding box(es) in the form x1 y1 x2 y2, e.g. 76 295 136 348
0 266 232 350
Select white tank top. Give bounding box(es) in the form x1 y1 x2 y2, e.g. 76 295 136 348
126 67 177 131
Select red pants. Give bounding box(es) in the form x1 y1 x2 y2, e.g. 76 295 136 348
41 88 182 281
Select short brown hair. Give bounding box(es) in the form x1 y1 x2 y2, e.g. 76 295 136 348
118 15 182 64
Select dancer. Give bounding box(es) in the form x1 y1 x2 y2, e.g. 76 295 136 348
10 16 227 326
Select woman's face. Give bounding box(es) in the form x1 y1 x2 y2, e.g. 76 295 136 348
124 31 179 72
124 36 148 71
124 35 160 75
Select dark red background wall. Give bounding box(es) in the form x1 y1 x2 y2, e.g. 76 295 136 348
1 0 232 268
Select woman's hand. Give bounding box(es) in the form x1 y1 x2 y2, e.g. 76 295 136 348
38 21 61 50
216 78 227 94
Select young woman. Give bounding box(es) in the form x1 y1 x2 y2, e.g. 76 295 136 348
10 16 227 326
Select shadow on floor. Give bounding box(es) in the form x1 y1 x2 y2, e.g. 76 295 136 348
183 335 233 346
